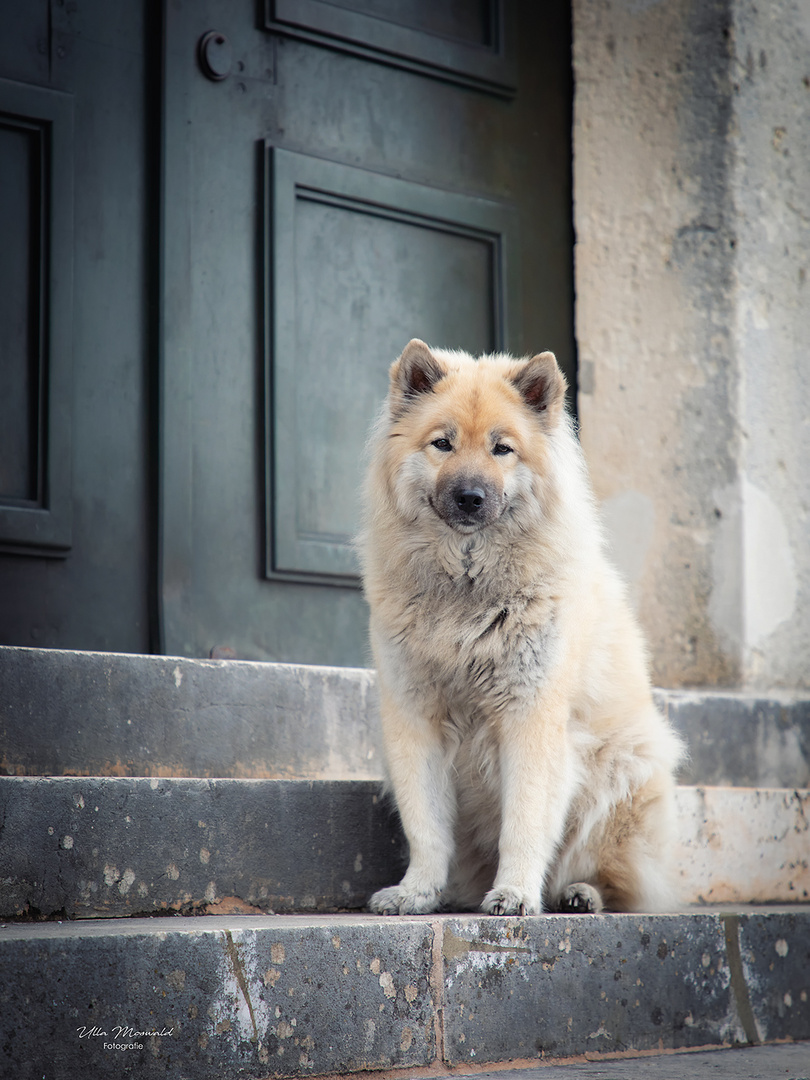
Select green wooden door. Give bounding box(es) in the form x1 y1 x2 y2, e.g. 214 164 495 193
0 1 572 663
160 0 574 665
0 2 157 655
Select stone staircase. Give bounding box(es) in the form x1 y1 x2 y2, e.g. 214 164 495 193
1 644 808 1079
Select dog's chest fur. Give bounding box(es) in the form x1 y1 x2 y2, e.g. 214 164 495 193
385 560 560 719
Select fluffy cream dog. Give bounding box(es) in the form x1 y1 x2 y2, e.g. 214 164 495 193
359 340 684 916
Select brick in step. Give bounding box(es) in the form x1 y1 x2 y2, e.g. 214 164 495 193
1 910 809 1079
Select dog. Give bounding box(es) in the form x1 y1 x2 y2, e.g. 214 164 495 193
358 339 684 916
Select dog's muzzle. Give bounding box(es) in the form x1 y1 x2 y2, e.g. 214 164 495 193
435 477 502 529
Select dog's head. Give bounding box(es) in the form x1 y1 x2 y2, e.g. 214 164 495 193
384 339 567 533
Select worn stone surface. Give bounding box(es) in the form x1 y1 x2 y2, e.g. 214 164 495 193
0 645 383 779
441 911 810 1066
3 647 809 787
0 911 808 1079
737 909 810 1044
0 915 435 1080
674 788 810 905
658 689 810 787
0 777 406 917
1 774 808 918
442 914 736 1063
573 1 810 690
728 1 810 690
573 0 738 687
425 1041 810 1079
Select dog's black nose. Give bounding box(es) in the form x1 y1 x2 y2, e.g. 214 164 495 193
456 487 486 514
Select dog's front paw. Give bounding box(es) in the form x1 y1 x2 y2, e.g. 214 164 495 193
369 885 441 915
555 882 604 914
481 886 538 917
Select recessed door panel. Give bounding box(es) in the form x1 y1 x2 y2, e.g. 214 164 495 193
267 148 519 583
267 0 516 94
0 78 73 555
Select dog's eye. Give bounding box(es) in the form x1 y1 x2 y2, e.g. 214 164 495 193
492 443 513 456
431 438 453 452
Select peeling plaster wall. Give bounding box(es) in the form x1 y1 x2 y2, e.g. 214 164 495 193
730 2 810 686
573 0 810 689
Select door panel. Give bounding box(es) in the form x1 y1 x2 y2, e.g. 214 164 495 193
267 147 519 584
266 0 516 93
0 78 74 554
161 0 573 665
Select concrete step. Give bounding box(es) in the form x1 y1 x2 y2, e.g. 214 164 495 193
0 777 407 918
1 776 807 918
436 1043 810 1079
656 687 810 789
2 645 809 786
1 910 808 1079
0 645 382 781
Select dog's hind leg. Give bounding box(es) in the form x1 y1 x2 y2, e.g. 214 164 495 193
549 772 679 914
593 773 680 913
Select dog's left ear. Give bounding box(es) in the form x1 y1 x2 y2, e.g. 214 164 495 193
511 352 567 426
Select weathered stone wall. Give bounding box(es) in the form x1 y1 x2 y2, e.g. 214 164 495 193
728 2 810 687
573 0 810 690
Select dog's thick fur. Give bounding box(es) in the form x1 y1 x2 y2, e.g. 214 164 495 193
359 340 684 916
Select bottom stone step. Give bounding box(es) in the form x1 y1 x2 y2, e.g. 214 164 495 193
426 1042 810 1080
1 909 808 1080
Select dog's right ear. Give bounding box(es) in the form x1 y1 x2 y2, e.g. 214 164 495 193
389 339 446 414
